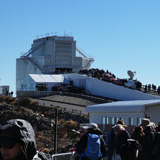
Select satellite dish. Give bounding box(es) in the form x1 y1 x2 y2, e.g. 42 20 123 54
127 70 136 80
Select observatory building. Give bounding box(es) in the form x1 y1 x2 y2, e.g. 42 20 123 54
16 35 94 91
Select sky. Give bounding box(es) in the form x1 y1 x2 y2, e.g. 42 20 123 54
0 0 160 96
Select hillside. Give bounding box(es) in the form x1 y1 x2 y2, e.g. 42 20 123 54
0 92 111 154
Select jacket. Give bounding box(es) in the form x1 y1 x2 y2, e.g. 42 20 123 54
0 119 48 160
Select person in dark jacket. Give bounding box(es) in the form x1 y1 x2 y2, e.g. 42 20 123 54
113 124 130 160
151 132 160 160
131 125 145 160
0 119 48 160
140 118 156 160
75 126 107 160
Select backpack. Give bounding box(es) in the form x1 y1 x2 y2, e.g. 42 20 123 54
80 133 102 160
125 139 141 160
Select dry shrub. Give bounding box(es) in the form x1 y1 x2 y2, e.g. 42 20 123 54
64 120 78 129
7 97 16 104
18 97 31 107
59 127 68 138
0 95 4 102
58 119 65 125
30 100 39 106
10 100 17 106
2 96 10 103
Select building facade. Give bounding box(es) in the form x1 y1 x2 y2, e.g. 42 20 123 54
16 36 94 91
86 100 160 133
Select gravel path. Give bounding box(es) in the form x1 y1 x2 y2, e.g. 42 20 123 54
35 92 112 115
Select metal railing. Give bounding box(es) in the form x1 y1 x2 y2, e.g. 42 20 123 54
52 152 75 160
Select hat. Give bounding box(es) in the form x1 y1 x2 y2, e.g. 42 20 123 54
117 120 128 127
0 137 18 146
140 118 152 127
90 123 98 129
0 125 20 146
113 124 124 132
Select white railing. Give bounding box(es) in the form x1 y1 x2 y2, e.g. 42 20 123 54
52 152 75 160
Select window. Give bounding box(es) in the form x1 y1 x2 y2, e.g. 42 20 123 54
108 117 112 124
114 117 119 124
102 117 106 125
112 118 115 125
21 84 24 90
137 118 142 125
106 117 109 124
102 117 106 131
129 117 134 125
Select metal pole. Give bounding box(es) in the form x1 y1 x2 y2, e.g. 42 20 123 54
54 108 58 154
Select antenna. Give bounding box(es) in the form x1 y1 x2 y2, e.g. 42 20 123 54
127 70 136 80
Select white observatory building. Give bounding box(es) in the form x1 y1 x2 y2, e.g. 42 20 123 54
16 35 94 91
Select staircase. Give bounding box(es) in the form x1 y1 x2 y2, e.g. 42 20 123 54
21 42 44 58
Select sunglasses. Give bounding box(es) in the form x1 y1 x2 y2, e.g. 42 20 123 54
0 144 15 149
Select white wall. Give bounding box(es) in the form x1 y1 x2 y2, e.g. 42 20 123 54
145 104 160 124
16 58 42 91
65 73 159 101
86 78 159 100
89 112 144 126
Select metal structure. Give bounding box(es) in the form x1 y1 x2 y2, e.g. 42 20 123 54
16 35 94 92
52 152 75 160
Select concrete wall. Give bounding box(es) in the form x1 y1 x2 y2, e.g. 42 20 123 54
86 77 159 101
64 73 159 101
145 104 160 124
17 91 56 98
16 58 42 91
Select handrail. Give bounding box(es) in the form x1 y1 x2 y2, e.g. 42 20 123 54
52 151 75 160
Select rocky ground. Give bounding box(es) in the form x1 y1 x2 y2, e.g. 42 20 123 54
0 92 111 154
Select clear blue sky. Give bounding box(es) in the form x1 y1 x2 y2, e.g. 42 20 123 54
0 0 160 95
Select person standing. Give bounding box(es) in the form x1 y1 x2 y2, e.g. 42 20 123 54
75 125 107 160
113 124 130 160
140 118 156 160
0 119 49 160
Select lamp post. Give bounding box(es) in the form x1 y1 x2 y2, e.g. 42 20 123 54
54 107 58 154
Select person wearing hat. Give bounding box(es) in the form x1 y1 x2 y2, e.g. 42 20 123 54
0 119 49 160
112 124 130 160
140 118 156 160
117 120 128 128
75 125 107 160
90 123 98 129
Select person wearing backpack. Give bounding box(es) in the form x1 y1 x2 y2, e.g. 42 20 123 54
75 125 107 160
131 125 145 160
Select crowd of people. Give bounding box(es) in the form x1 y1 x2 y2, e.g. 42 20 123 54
75 118 160 160
0 118 160 160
